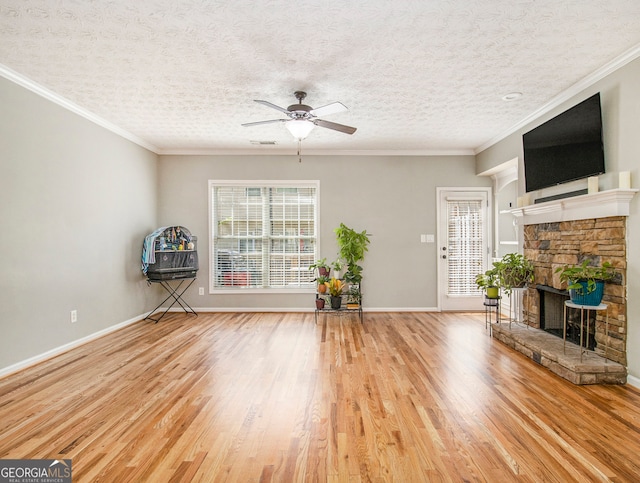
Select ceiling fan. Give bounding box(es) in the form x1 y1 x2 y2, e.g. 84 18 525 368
241 91 357 139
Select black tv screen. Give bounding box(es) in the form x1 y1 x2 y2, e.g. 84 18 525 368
523 93 605 193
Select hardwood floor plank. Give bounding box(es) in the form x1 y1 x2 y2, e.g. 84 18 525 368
1 311 640 481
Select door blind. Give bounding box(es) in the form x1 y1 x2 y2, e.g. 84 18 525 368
446 199 484 296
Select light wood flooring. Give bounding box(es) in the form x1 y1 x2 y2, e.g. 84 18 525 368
1 311 640 482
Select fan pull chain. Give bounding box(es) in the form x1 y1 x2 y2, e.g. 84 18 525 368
298 138 302 163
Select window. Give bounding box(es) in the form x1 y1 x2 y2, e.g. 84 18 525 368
209 180 318 291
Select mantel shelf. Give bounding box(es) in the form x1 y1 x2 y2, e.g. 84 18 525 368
510 188 638 225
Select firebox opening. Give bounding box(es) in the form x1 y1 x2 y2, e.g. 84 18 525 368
538 285 595 350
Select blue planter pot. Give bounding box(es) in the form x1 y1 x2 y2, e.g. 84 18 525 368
569 280 605 306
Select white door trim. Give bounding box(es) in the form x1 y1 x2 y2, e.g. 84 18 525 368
436 187 493 311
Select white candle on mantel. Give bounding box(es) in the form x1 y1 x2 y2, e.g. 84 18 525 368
619 171 631 189
588 176 599 194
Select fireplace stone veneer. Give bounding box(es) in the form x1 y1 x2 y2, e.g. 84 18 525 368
492 191 636 384
522 216 627 366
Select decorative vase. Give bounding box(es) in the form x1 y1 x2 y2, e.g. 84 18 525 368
486 286 500 299
330 295 342 309
569 280 605 306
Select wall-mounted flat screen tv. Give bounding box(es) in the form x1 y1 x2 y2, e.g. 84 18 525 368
523 92 605 193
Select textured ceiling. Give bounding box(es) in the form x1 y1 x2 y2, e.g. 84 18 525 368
1 1 640 155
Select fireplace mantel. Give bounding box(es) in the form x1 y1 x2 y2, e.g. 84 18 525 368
511 188 638 225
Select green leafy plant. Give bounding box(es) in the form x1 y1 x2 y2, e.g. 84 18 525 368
555 259 616 294
316 275 329 294
309 258 331 276
316 275 329 285
331 259 344 275
494 253 534 295
475 267 499 291
334 223 370 285
346 285 362 305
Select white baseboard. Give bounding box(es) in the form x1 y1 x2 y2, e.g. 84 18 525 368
0 313 145 379
186 306 440 313
626 374 640 389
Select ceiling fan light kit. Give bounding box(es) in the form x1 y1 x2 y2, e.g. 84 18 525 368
286 119 315 139
242 91 357 140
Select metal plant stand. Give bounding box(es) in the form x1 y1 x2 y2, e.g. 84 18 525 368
145 277 197 323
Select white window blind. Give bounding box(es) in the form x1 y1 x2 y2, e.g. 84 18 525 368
446 199 484 296
210 181 318 290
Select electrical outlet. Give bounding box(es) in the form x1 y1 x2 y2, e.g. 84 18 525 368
199 287 204 295
70 310 77 323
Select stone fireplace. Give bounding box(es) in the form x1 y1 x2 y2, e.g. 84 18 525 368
522 216 626 365
491 189 635 384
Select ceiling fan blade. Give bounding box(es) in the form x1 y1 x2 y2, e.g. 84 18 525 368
310 101 348 117
314 119 357 135
241 119 287 127
254 100 290 114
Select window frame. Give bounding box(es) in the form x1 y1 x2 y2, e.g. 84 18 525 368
208 179 320 294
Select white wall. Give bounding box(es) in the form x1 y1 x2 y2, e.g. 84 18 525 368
157 154 491 310
496 180 518 258
476 56 640 382
0 77 159 372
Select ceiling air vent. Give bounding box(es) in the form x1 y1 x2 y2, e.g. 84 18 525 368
250 140 278 145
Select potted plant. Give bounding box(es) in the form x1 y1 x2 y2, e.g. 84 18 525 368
334 223 370 285
327 277 346 309
475 266 500 299
346 284 361 309
309 258 331 277
315 295 326 310
316 275 329 294
331 259 344 279
555 259 616 305
494 253 534 295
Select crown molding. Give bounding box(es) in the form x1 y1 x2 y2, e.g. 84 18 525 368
156 147 475 156
0 63 159 153
475 42 640 155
